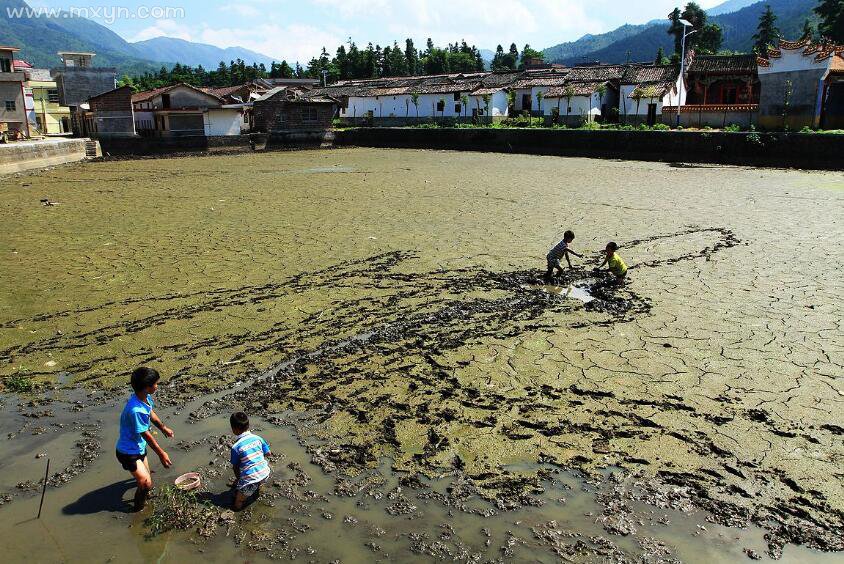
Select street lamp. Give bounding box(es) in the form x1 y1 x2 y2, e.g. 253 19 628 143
677 18 697 127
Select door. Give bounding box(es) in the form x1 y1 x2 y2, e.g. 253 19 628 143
647 104 657 126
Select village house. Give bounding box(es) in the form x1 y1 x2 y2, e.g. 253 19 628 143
619 64 685 126
541 65 625 124
16 61 71 135
253 86 337 145
665 54 760 128
131 83 245 137
757 39 844 130
51 52 117 136
312 63 687 127
85 85 136 137
316 71 520 125
0 46 30 139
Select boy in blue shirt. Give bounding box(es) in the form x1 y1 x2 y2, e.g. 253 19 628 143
229 412 272 511
115 367 174 511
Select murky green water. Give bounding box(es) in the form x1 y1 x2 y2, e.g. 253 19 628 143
1 148 842 561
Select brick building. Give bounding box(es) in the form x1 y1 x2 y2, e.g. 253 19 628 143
86 85 135 137
253 87 336 145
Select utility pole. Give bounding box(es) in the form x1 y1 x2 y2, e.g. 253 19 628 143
321 69 328 87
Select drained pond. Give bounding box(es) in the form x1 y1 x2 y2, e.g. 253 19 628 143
0 148 842 563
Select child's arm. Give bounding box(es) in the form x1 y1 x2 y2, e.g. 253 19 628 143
142 430 172 468
595 256 608 270
566 248 583 259
150 410 174 438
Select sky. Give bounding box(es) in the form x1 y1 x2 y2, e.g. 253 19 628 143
28 0 724 63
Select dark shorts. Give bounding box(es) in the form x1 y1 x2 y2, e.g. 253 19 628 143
116 449 146 472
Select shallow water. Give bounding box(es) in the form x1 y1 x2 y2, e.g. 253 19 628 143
0 392 837 564
1 148 843 560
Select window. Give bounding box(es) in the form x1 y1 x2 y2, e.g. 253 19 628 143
302 106 319 123
0 58 10 73
453 92 461 101
5 100 15 111
161 93 171 109
48 89 59 103
436 100 445 112
454 103 461 113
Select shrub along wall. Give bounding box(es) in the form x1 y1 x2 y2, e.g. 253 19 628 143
334 127 844 170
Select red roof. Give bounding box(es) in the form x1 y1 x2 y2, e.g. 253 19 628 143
13 60 32 69
132 82 224 104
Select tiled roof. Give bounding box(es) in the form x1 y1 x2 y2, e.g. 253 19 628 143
510 76 569 89
688 55 757 74
545 81 610 98
131 85 172 103
132 83 224 104
564 65 627 82
203 85 247 99
621 64 679 85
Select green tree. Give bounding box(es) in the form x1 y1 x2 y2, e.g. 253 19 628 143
519 44 544 69
801 18 815 41
460 94 469 120
815 0 844 43
655 46 669 65
117 74 136 90
535 91 544 126
410 92 421 121
405 39 419 75
563 85 576 125
482 93 491 124
491 45 506 71
669 3 722 56
753 5 780 57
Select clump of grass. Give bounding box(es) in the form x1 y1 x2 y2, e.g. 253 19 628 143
4 375 34 393
145 485 219 538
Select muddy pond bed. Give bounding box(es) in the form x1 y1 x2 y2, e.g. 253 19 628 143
0 148 842 562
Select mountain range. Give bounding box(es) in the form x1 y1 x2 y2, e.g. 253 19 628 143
543 0 819 65
0 0 821 74
0 0 278 72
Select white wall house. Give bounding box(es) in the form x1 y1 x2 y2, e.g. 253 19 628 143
538 84 617 123
618 65 686 124
132 83 247 136
340 89 509 120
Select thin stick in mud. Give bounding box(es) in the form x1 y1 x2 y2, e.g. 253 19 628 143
37 458 50 519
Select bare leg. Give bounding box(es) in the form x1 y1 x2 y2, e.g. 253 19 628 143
131 457 153 512
233 491 247 511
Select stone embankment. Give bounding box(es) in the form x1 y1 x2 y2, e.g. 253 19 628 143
334 128 844 170
0 138 96 175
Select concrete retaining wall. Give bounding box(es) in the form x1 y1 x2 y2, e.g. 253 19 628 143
0 138 90 175
334 127 844 170
98 135 252 156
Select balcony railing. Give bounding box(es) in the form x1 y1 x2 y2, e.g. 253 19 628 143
663 104 759 113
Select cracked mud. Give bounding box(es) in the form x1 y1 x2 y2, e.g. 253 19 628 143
1 148 842 561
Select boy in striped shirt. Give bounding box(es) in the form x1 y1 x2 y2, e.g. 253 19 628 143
545 230 582 282
229 412 272 510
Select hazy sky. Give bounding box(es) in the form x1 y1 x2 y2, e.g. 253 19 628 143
29 0 723 62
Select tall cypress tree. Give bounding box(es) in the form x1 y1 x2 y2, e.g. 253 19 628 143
753 5 781 57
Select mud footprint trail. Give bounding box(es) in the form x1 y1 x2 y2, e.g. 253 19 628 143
1 148 842 560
